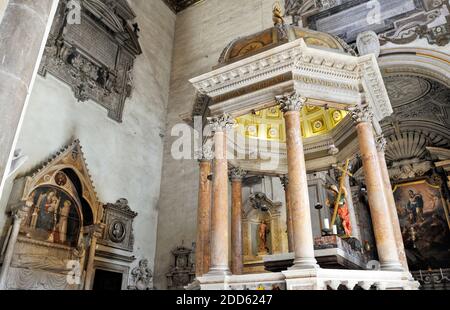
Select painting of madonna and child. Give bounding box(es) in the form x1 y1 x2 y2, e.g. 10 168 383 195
394 180 450 270
24 186 81 247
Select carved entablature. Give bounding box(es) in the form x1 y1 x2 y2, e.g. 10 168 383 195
38 0 142 122
99 198 137 252
190 38 392 123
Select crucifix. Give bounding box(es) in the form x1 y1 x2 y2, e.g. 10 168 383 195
330 158 353 229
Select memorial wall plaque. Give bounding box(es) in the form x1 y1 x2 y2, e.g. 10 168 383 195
38 0 142 122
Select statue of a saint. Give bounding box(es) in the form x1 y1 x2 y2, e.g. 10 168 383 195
328 185 352 237
258 220 270 254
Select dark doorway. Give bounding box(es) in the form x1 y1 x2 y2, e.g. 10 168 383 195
92 269 123 291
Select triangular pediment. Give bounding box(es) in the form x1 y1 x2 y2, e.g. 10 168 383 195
23 140 101 221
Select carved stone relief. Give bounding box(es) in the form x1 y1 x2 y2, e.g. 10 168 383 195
38 0 142 122
128 259 153 290
166 245 196 290
99 199 137 252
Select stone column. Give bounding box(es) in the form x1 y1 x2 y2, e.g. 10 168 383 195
280 175 294 253
277 94 318 269
84 223 104 290
230 167 246 275
0 0 58 188
350 106 403 271
0 204 27 289
376 135 409 271
195 145 213 277
207 114 234 276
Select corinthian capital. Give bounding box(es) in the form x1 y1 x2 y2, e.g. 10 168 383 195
207 114 235 133
276 93 306 112
376 135 387 153
196 139 214 161
229 167 247 181
349 104 374 124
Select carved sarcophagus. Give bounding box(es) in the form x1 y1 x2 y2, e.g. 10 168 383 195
38 0 142 122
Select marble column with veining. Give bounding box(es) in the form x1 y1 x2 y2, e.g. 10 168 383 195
376 135 409 271
230 167 246 275
277 94 318 269
350 106 403 271
0 204 27 289
280 175 294 253
0 0 58 188
206 115 234 276
195 145 213 277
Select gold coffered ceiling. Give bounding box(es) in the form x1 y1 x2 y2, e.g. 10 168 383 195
235 106 348 142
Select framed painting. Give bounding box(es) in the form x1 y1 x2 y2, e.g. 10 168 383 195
25 185 81 247
393 180 450 270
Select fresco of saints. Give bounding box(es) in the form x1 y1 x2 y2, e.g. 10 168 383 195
57 200 72 244
35 190 59 233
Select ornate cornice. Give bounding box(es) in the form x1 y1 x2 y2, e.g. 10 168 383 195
276 93 306 112
207 114 235 133
349 105 374 124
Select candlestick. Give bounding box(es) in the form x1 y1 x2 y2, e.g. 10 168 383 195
323 218 330 230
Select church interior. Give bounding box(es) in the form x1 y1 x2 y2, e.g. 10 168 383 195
0 0 448 291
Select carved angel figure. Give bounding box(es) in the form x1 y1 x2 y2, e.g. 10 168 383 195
130 259 153 290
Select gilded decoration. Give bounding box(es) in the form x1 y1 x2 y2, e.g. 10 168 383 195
235 105 348 142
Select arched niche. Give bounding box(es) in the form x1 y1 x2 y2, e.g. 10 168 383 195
242 192 284 265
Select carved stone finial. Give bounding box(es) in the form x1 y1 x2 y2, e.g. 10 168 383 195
229 167 247 181
279 175 289 190
348 105 374 124
376 135 387 153
207 114 235 133
276 93 306 112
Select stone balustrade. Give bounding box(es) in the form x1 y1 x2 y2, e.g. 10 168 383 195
197 269 419 290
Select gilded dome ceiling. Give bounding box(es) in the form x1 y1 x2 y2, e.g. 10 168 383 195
217 25 354 67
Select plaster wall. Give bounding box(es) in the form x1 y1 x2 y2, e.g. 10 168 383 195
0 0 176 282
